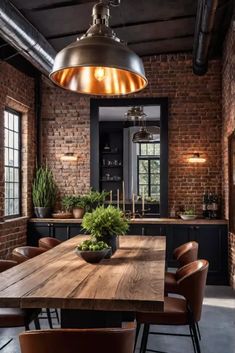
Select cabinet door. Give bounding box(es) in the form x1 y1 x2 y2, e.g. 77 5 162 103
27 223 51 246
128 224 165 236
166 225 192 266
192 225 228 285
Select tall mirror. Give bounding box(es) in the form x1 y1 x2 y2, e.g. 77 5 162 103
90 98 168 217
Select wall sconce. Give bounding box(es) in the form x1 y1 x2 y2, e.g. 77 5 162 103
60 152 78 161
188 153 206 163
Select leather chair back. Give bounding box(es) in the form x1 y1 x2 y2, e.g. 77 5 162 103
39 237 61 250
19 328 135 353
177 259 209 322
0 260 17 272
12 246 47 264
173 241 198 267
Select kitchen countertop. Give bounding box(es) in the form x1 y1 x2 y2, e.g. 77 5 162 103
29 218 228 225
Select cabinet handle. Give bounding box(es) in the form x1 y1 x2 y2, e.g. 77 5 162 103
141 227 145 236
194 226 199 230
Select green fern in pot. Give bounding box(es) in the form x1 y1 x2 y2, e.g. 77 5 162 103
82 205 129 255
32 166 57 218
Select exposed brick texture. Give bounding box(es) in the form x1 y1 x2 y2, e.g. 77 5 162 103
222 18 235 289
0 61 36 258
41 54 222 216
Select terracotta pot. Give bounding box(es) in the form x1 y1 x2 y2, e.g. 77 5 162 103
72 207 85 219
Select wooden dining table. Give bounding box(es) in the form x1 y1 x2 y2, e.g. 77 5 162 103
0 235 166 328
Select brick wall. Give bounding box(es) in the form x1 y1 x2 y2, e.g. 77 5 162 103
222 18 235 289
41 54 222 215
0 61 36 258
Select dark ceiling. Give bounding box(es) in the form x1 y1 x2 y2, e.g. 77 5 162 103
8 0 233 57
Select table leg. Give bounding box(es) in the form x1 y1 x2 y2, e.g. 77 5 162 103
61 309 135 328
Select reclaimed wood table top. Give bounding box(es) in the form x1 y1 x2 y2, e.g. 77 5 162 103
0 236 166 312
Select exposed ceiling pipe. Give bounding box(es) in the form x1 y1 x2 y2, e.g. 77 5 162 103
0 0 56 75
193 0 218 75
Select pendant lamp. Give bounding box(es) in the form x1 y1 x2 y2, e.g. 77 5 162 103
50 0 148 95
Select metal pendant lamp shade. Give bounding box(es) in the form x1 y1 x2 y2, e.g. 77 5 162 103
50 2 147 96
132 128 153 143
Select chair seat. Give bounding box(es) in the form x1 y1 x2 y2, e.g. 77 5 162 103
0 308 40 328
137 297 188 325
165 272 178 294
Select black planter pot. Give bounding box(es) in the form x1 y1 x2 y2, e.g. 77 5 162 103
34 207 51 218
101 235 119 257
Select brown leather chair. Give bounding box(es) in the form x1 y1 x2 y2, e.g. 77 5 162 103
137 259 208 353
39 237 62 250
19 327 135 353
0 259 17 271
0 260 40 333
11 246 54 328
12 246 47 264
165 241 199 294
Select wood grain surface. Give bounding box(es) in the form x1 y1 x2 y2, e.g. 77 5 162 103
0 236 165 312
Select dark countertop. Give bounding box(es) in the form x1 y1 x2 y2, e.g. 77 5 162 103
29 218 228 225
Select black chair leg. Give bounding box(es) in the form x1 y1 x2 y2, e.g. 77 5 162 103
196 322 201 340
34 317 41 330
139 324 149 353
24 322 30 331
189 324 197 353
134 322 141 351
191 321 201 353
55 309 60 323
46 308 53 329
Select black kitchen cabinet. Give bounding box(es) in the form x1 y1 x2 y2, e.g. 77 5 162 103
28 220 228 285
28 222 84 247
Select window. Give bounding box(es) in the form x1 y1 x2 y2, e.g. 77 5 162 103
137 143 160 201
4 108 21 217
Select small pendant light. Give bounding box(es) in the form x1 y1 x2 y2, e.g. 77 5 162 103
50 1 148 95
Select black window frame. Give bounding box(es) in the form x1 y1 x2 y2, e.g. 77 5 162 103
4 107 22 219
137 154 160 199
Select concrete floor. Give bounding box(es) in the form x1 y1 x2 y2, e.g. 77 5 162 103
0 286 234 353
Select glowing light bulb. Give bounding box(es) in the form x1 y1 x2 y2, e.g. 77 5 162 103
94 67 106 81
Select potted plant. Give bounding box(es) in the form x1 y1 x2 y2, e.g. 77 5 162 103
82 190 108 213
32 166 57 218
71 196 87 219
82 205 129 255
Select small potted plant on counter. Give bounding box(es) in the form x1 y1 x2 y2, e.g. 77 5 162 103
32 165 57 218
51 195 74 219
71 196 87 219
82 190 109 212
82 205 129 255
179 205 197 220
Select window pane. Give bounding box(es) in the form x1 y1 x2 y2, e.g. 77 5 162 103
140 184 149 195
140 144 147 155
151 185 160 195
14 115 19 132
14 169 19 181
9 168 14 182
14 150 19 167
9 131 14 148
151 174 160 185
14 200 19 215
5 199 9 216
4 148 9 165
9 199 14 215
14 132 19 149
8 149 13 166
9 114 14 130
4 130 9 147
14 183 19 198
139 174 148 184
4 111 8 128
139 160 148 173
150 160 160 173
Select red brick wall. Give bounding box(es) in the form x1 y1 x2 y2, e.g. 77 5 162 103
0 61 36 259
222 18 235 289
41 54 222 215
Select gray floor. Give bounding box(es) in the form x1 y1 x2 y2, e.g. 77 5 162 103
0 286 234 353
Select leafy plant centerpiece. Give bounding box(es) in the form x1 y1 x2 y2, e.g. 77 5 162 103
82 205 129 255
32 166 57 218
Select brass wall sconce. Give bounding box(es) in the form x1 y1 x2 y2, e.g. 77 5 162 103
188 153 206 163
